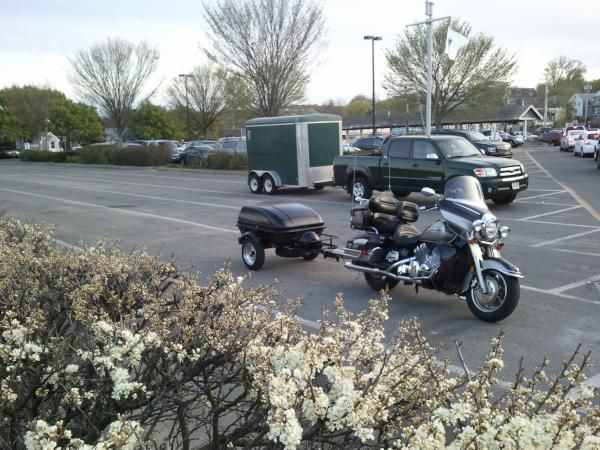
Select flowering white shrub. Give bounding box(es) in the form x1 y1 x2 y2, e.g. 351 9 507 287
0 217 598 449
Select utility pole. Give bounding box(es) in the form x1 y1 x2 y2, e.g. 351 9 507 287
407 1 449 136
178 73 192 140
544 82 548 126
583 82 592 127
364 35 382 137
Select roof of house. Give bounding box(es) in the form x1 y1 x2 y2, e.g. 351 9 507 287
342 104 543 130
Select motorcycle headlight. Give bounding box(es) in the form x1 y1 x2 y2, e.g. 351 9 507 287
499 225 511 238
483 218 499 239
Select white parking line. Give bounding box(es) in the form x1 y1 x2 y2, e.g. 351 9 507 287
1 172 353 207
516 201 579 207
0 188 238 234
504 218 600 229
519 205 582 221
548 273 600 294
521 285 600 306
549 248 600 258
526 150 600 224
531 228 600 247
0 176 241 210
518 190 567 201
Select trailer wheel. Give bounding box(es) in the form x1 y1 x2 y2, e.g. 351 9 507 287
241 235 265 270
262 174 277 195
248 173 263 194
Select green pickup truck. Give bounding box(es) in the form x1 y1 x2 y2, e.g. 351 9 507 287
333 135 528 204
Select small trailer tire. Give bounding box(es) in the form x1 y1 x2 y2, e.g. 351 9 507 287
248 173 263 194
241 235 265 270
262 174 278 195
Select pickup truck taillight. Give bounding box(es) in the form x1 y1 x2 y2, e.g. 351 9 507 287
585 139 590 144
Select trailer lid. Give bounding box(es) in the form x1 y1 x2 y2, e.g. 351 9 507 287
245 113 341 127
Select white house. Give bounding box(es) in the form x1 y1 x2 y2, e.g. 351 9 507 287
38 132 62 152
569 92 597 118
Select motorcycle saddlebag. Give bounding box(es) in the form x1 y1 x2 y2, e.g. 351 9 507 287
368 192 398 215
397 201 419 223
351 206 373 229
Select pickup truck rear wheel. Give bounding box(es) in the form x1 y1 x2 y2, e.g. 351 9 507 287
350 176 372 199
492 192 518 205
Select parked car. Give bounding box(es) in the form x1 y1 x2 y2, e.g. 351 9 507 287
499 131 524 147
435 129 513 157
342 143 361 153
333 135 528 204
560 130 587 151
515 131 538 141
220 138 246 155
0 149 20 158
538 130 562 146
352 136 383 152
153 140 181 162
573 132 599 157
179 143 217 166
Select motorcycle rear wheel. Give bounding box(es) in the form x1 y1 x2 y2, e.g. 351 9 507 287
364 273 399 291
466 269 519 322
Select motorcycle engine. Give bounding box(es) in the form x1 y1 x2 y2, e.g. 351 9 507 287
413 244 441 277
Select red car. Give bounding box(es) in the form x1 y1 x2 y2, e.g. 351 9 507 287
539 130 561 146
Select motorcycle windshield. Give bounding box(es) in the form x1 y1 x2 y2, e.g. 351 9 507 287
444 176 487 208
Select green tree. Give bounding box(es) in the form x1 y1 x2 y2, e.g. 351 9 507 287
384 19 517 126
130 102 183 140
51 100 104 150
202 0 326 116
0 92 23 146
0 86 103 148
342 95 371 118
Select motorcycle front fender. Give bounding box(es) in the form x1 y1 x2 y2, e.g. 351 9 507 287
481 257 524 279
460 257 523 294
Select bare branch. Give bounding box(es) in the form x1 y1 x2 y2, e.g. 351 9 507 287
69 37 160 142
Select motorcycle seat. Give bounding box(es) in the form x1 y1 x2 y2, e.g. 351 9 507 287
393 223 420 247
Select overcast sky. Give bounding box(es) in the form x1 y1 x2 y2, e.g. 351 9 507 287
1 0 599 106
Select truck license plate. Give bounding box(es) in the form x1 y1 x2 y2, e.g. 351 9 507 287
511 182 520 190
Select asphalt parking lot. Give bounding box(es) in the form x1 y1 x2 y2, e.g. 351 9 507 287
0 145 599 387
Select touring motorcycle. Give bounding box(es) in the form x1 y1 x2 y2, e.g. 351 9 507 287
343 175 522 322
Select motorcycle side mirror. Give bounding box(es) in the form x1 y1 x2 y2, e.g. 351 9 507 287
421 187 436 196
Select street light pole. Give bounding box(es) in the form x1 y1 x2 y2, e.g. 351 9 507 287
178 73 192 140
406 2 450 136
583 82 592 127
364 35 382 137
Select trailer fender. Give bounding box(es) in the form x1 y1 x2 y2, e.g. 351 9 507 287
250 170 283 187
238 231 258 245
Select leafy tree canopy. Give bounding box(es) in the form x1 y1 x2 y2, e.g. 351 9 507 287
0 86 103 148
130 102 183 140
384 19 517 126
342 95 371 118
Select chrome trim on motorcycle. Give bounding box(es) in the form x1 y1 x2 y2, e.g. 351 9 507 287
469 243 488 294
343 261 430 282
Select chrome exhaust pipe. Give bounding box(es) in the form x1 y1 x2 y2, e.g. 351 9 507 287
344 261 428 282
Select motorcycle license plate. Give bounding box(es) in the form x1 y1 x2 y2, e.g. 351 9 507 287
511 182 520 190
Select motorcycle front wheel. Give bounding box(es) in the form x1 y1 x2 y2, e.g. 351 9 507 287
364 273 399 291
466 269 519 322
